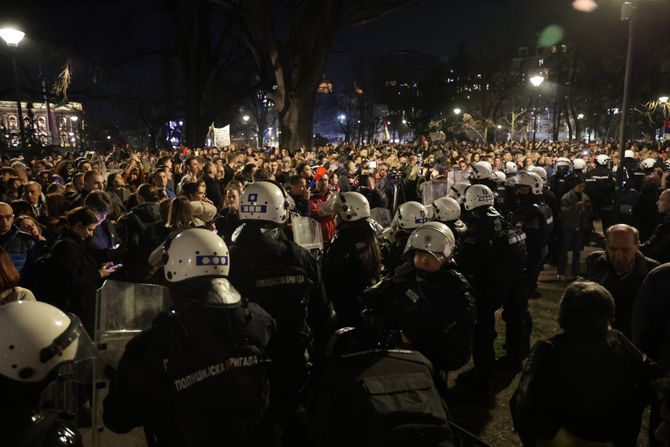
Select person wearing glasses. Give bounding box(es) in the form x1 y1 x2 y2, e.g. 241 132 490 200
0 202 42 276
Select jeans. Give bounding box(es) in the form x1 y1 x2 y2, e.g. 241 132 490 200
557 229 583 276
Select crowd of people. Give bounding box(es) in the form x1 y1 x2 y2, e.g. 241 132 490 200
1 137 670 446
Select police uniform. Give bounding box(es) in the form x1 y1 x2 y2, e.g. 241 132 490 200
104 287 275 447
457 205 527 376
229 224 333 446
584 164 614 215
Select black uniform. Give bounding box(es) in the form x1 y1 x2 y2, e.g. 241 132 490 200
549 169 574 203
512 193 553 294
229 223 333 446
457 205 527 376
584 164 614 215
103 279 275 447
383 229 412 276
322 219 381 328
363 260 476 373
621 157 643 191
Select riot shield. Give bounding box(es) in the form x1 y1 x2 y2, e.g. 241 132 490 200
292 215 324 253
370 207 392 229
422 180 451 206
92 280 171 447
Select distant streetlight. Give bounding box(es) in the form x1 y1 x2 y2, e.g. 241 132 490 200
453 108 462 115
242 115 250 123
338 114 346 122
529 74 545 87
1 27 27 157
70 115 78 122
660 96 669 104
530 72 545 146
577 113 585 120
402 119 407 125
106 136 111 140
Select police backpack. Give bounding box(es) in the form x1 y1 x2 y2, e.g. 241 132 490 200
308 344 453 447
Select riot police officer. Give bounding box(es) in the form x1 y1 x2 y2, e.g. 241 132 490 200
549 157 574 201
0 301 86 447
383 201 429 275
228 181 334 447
104 228 276 446
322 191 382 327
584 154 615 216
621 149 642 191
457 185 527 383
432 196 468 247
364 222 476 374
512 172 554 299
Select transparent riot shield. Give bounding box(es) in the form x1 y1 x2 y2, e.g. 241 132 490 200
422 180 451 206
292 216 324 256
91 280 171 447
370 207 392 229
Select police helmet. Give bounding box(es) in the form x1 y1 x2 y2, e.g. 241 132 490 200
492 171 507 185
395 201 429 230
164 228 231 284
503 162 518 175
464 184 495 211
624 149 635 159
403 221 456 260
556 157 572 168
470 161 493 180
334 191 370 222
528 166 548 183
516 171 544 195
572 158 586 171
595 154 610 166
432 196 461 222
640 158 656 170
239 181 289 225
0 301 81 382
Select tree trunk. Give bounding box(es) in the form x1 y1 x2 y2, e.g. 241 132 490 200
279 93 316 154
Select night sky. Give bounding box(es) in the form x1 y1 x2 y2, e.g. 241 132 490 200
1 0 669 126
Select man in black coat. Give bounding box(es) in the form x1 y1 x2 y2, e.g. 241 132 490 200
641 188 670 264
584 224 659 338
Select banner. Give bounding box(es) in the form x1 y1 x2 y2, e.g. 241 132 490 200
210 124 231 147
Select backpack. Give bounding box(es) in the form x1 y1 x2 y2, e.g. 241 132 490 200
309 347 453 447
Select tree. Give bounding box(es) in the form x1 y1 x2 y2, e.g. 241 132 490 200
216 0 416 152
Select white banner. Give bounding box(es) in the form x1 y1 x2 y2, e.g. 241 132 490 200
211 124 230 147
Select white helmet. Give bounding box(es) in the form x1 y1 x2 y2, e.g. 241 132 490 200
640 158 656 170
334 191 370 222
492 171 507 185
470 161 493 180
164 228 231 283
404 222 456 260
556 157 572 168
528 166 547 182
395 201 429 230
432 197 461 222
596 154 610 166
624 149 635 159
0 301 80 382
516 171 544 195
239 181 289 225
448 182 470 203
572 158 586 171
464 184 495 211
503 161 518 175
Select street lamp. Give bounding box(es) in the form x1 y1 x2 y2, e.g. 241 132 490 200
529 73 545 147
577 113 585 120
660 96 669 104
453 108 462 115
616 0 638 187
0 27 27 157
242 115 250 123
